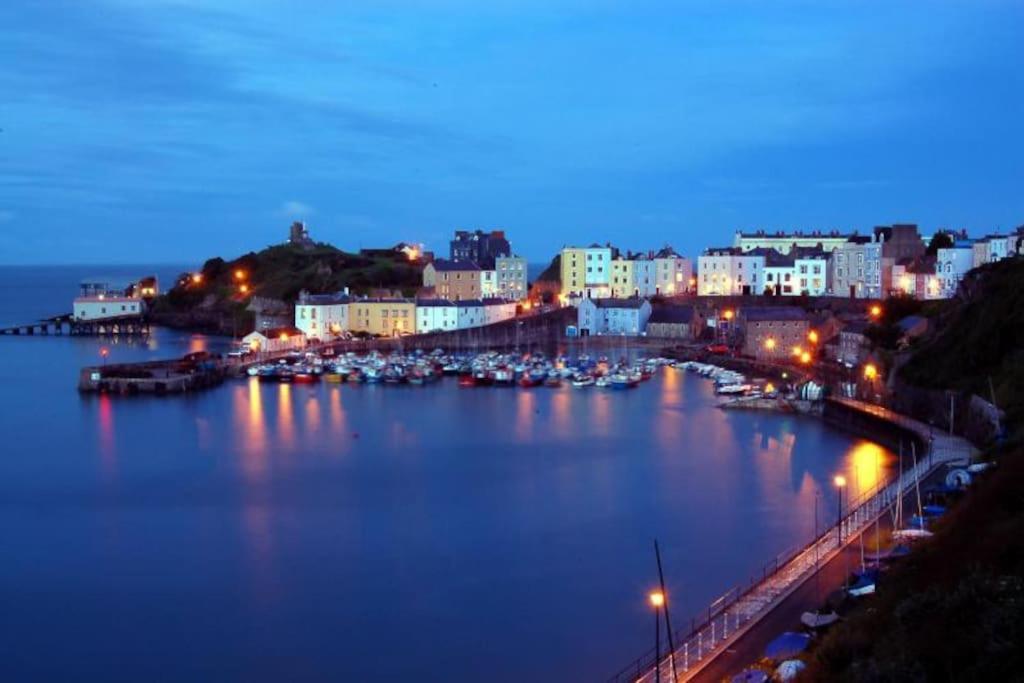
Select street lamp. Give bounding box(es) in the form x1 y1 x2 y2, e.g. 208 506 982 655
808 329 819 345
234 269 246 281
869 304 882 319
764 337 776 352
863 363 878 380
100 347 109 366
649 591 665 683
834 475 846 544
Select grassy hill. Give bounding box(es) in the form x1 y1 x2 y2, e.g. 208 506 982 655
149 241 424 333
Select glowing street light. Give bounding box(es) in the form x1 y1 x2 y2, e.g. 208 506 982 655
234 269 246 281
191 273 203 284
239 284 250 294
791 345 803 357
99 347 109 366
764 337 777 352
800 350 812 365
722 309 734 321
808 329 819 344
649 591 665 683
863 363 878 380
869 304 882 319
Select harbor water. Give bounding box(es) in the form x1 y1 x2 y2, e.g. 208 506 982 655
0 266 892 682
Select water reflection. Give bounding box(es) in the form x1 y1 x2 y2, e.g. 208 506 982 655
236 376 268 479
277 383 294 451
845 440 888 497
328 387 347 447
96 394 117 476
515 390 536 442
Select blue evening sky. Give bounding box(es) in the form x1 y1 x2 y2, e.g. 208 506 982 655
1 0 1022 265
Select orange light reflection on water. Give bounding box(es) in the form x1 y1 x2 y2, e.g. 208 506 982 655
844 440 889 497
515 390 536 442
97 393 117 475
277 383 294 451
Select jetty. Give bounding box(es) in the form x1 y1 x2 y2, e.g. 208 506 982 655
608 397 976 683
1 313 150 337
78 353 224 395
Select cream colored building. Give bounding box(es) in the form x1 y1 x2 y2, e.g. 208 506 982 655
349 298 417 336
609 257 635 298
734 229 851 255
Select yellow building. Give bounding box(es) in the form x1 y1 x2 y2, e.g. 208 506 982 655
560 246 613 298
349 298 417 337
610 257 635 298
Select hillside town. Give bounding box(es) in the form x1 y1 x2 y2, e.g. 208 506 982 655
60 221 1023 369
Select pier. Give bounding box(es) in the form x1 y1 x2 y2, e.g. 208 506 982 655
608 398 976 683
1 314 150 336
78 354 225 394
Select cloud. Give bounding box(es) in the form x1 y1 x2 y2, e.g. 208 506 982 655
279 201 315 218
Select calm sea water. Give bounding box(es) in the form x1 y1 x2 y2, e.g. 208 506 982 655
0 266 891 682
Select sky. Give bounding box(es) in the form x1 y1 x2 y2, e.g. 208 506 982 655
1 0 1022 265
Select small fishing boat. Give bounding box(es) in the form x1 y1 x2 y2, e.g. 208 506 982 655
800 610 839 629
609 373 638 390
571 375 595 388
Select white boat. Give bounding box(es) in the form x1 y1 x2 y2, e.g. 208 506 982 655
892 528 933 540
800 611 839 629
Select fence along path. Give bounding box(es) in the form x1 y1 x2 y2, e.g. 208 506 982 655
608 398 976 683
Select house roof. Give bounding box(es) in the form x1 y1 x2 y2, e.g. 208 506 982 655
254 326 303 338
649 306 694 324
298 292 350 305
897 315 928 332
740 306 808 322
841 321 870 335
590 297 647 309
415 299 456 307
430 259 481 272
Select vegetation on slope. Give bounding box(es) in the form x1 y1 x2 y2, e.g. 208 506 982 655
801 256 1024 681
536 254 561 283
149 241 425 333
899 258 1024 432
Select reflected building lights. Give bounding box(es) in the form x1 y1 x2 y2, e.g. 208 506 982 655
277 383 295 451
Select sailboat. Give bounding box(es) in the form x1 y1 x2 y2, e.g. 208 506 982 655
893 442 934 540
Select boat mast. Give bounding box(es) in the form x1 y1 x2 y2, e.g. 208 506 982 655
911 442 924 529
654 540 677 682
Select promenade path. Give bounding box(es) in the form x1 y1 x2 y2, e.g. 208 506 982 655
611 398 977 683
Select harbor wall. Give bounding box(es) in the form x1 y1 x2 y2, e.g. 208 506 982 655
822 399 929 455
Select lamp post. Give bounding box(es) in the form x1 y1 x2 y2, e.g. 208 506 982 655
649 591 665 683
834 475 846 544
100 347 109 367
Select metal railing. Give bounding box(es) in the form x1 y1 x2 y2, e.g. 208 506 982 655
608 427 968 683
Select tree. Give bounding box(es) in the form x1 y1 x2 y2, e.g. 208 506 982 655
926 231 954 255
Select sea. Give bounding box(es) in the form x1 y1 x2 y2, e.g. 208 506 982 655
0 265 892 682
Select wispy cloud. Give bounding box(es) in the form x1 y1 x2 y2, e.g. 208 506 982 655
279 201 315 218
